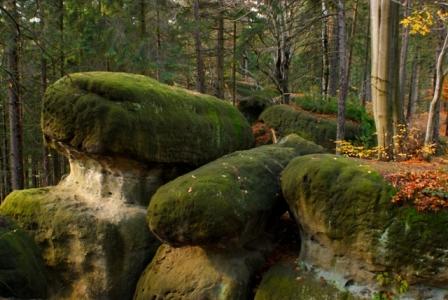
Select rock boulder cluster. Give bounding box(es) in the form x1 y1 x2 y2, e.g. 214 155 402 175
1 72 447 299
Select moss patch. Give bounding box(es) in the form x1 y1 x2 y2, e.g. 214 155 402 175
260 105 364 150
43 72 254 165
0 215 47 298
148 135 324 247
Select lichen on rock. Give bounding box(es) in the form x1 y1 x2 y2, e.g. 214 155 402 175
42 72 254 166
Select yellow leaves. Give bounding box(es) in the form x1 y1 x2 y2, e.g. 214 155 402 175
401 9 434 36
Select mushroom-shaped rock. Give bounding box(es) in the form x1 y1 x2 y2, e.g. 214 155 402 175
148 134 324 247
281 154 448 291
0 216 48 298
260 105 363 150
42 72 254 166
134 244 266 300
0 188 159 299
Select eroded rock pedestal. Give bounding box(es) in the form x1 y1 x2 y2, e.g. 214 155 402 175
0 71 255 299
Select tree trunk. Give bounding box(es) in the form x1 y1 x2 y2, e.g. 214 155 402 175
155 0 161 81
140 0 146 38
347 0 359 87
336 0 348 144
321 0 330 98
232 21 237 106
215 0 225 99
1 98 11 200
5 0 24 189
360 11 370 107
328 13 339 97
406 50 420 127
193 0 206 93
399 0 411 124
370 0 400 160
425 32 448 146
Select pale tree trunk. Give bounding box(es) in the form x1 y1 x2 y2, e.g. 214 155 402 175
360 12 370 107
399 0 411 122
336 0 348 144
370 0 400 160
193 0 206 93
5 0 24 189
406 50 420 127
425 31 448 146
321 0 330 98
328 13 339 97
215 0 225 99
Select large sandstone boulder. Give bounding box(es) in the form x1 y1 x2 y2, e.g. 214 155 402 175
134 243 269 300
0 216 48 298
260 105 363 150
0 187 159 299
43 72 254 166
148 135 324 248
281 154 448 296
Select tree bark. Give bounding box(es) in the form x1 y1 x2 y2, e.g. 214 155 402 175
406 50 420 127
370 0 400 160
328 12 339 97
193 0 206 93
336 0 348 144
140 0 146 38
361 13 370 107
425 31 448 145
399 0 411 124
232 21 237 106
5 0 24 189
155 0 162 81
321 0 330 98
347 0 359 87
215 0 225 99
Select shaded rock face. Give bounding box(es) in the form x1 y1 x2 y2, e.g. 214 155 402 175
1 187 159 300
134 243 269 300
0 216 48 299
281 154 448 294
148 134 325 248
254 262 358 300
260 104 363 150
42 72 254 166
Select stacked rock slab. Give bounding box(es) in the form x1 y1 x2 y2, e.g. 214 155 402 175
0 216 48 298
136 135 325 299
0 72 254 299
281 154 448 298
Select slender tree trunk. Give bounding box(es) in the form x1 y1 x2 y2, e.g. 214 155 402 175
370 0 400 160
321 0 330 98
232 21 237 106
406 50 420 127
5 0 24 189
1 98 11 199
215 0 225 99
328 13 339 97
193 0 206 93
361 12 370 107
155 0 161 81
140 0 146 38
346 0 359 87
399 0 411 123
425 31 448 146
336 0 348 144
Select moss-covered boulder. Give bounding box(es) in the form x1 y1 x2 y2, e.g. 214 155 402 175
148 134 324 247
43 72 254 166
281 154 448 291
0 188 159 300
134 243 267 300
260 105 363 150
0 216 47 298
255 262 357 300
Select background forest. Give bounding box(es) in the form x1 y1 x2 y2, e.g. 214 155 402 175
0 0 445 200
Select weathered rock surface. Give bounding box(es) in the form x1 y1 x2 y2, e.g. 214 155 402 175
0 186 159 299
148 134 324 248
0 216 48 299
254 261 357 300
260 105 362 150
281 154 448 292
43 72 254 166
134 243 268 300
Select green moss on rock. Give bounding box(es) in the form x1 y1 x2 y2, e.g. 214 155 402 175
255 262 357 300
260 105 364 150
0 215 47 298
281 154 448 287
42 72 254 165
0 188 159 299
148 134 324 247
